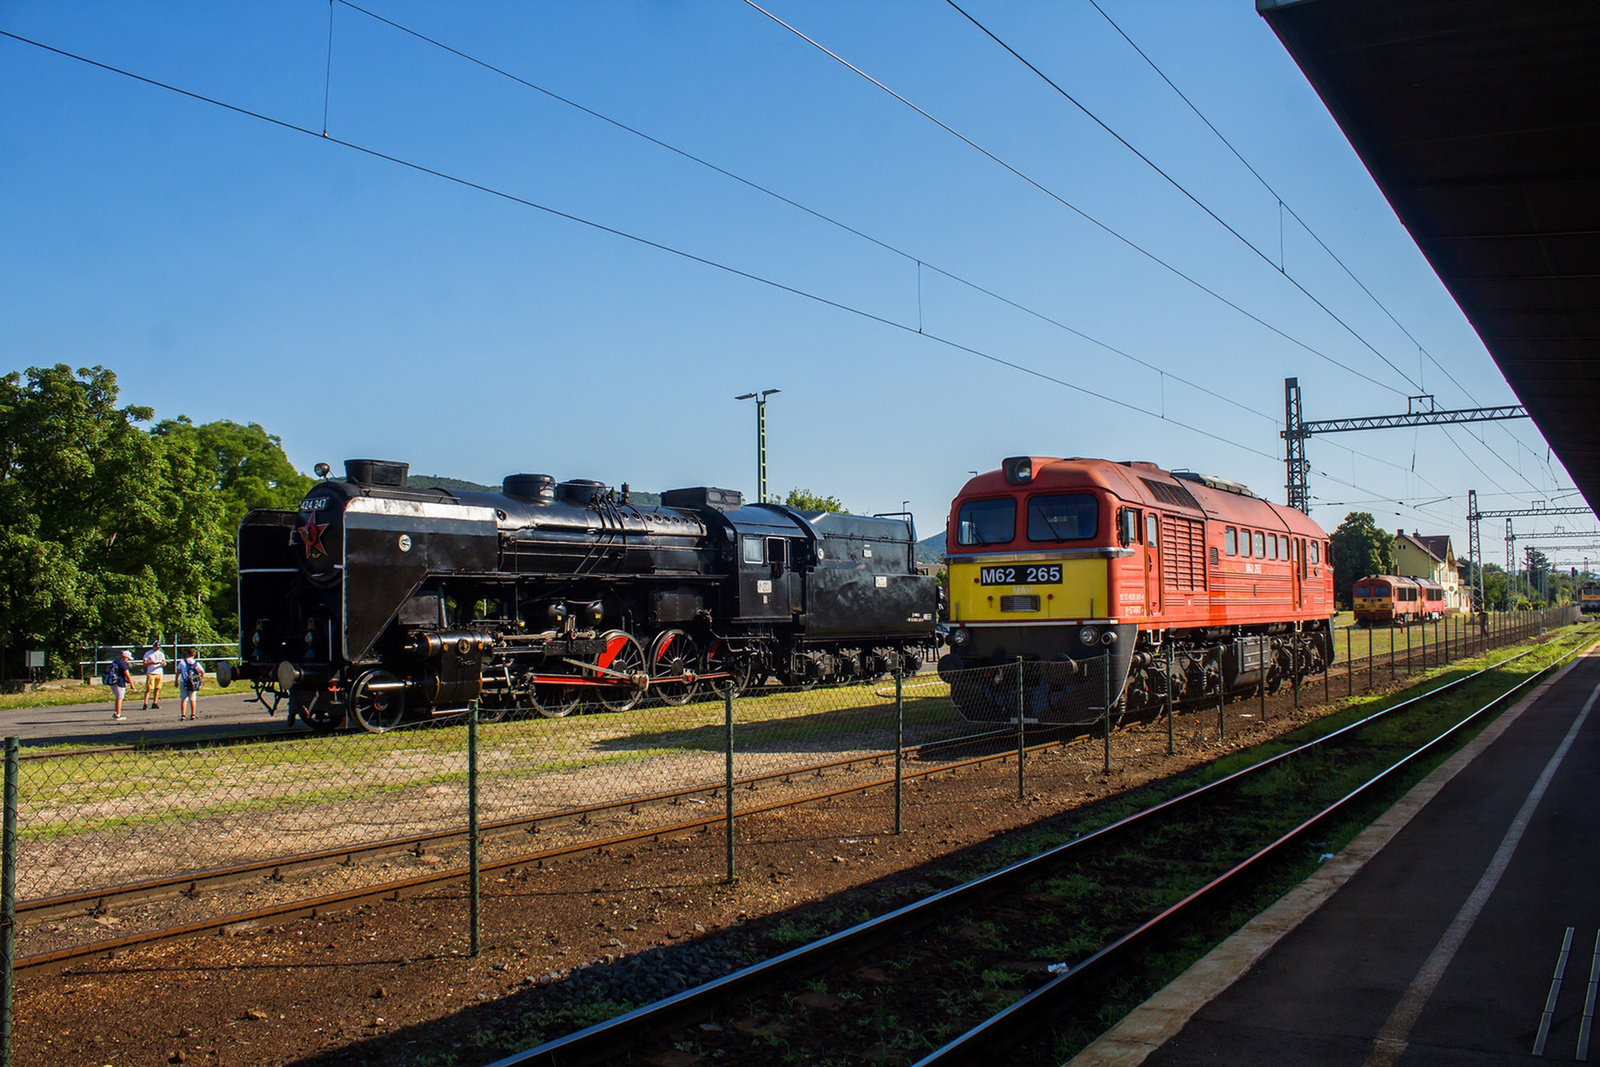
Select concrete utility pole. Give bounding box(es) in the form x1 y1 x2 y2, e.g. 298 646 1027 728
735 389 780 504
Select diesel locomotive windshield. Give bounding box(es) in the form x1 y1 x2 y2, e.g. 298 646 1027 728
956 498 1015 546
1026 493 1097 541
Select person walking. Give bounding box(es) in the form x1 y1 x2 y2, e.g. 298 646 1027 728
141 640 166 710
104 649 133 720
177 649 205 721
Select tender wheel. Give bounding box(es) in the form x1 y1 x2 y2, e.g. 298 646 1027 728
351 670 407 733
649 630 701 706
595 631 647 713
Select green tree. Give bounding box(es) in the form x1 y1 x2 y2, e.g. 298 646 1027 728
153 418 311 632
1329 512 1393 609
784 488 846 513
0 365 230 674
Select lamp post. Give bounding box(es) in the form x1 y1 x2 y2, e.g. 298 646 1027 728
735 389 780 503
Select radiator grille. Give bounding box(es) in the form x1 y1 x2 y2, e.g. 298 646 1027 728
1160 517 1207 592
1000 595 1041 612
1141 477 1202 511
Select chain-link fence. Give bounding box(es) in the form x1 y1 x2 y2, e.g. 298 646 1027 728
7 605 1582 968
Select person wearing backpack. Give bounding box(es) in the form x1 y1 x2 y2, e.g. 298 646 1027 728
104 649 133 720
177 649 205 721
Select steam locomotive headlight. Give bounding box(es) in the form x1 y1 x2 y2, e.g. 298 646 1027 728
1079 625 1099 646
304 623 316 648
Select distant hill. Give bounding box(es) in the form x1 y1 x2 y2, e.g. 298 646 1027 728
408 475 661 506
409 475 497 492
916 531 946 565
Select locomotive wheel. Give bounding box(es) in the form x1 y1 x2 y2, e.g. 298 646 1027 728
292 690 345 732
531 684 583 718
351 670 407 733
705 639 754 698
648 630 701 706
596 631 647 713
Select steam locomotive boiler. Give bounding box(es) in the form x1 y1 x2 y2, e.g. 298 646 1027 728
226 460 938 730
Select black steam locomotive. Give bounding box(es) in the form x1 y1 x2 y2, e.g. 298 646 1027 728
223 460 938 730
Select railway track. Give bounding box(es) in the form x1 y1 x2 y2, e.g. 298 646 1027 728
480 627 1592 1067
17 623 1538 973
15 717 1083 972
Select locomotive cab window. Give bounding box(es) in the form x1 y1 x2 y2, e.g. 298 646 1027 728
1225 528 1237 556
1254 532 1266 557
741 536 765 564
766 537 787 572
956 498 1016 546
1027 493 1098 542
1267 536 1277 561
1240 531 1252 558
1355 585 1370 597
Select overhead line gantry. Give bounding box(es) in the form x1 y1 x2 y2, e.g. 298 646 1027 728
1282 377 1529 514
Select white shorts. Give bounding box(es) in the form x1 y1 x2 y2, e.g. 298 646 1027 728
111 685 127 699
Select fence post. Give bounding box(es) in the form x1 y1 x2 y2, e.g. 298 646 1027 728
1217 647 1225 741
1 737 14 1067
1406 622 1413 673
1292 640 1300 710
467 701 480 958
1260 638 1267 722
1102 655 1112 774
1164 640 1174 756
894 672 904 836
1346 628 1352 697
724 686 735 883
1015 657 1026 800
1323 636 1330 704
1367 627 1374 691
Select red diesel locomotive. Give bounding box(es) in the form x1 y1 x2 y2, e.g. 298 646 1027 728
938 457 1335 719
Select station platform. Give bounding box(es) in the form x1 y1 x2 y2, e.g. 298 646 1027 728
1073 647 1600 1066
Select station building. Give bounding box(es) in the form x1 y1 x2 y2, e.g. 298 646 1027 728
1394 530 1467 612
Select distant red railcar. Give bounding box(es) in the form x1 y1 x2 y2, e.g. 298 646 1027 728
939 457 1335 720
1352 575 1445 625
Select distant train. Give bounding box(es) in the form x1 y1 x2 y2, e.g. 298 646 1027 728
937 457 1334 720
1580 584 1600 614
1351 575 1447 626
224 459 939 731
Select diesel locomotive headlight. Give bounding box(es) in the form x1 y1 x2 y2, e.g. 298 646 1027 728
950 627 971 648
1100 630 1118 646
1079 625 1099 646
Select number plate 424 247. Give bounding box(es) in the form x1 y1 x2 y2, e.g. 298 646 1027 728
979 564 1062 586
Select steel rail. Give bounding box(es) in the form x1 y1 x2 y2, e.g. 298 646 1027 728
912 626 1597 1064
484 629 1586 1067
13 721 1080 972
16 716 1030 919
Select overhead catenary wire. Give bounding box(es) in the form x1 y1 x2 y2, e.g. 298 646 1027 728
0 26 1503 533
318 1 1431 489
1085 0 1571 496
740 0 1413 399
945 0 1428 397
0 28 1289 469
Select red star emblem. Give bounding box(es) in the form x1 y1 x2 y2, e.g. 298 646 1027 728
297 513 330 558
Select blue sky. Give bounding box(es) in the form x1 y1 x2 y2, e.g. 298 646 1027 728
1 2 1586 557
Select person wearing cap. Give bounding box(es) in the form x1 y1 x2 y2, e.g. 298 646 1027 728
109 650 133 720
141 640 166 710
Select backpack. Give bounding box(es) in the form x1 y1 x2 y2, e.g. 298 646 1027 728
102 660 119 687
180 660 202 689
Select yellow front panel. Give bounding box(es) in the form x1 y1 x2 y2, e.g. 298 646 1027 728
949 558 1109 621
1354 596 1393 611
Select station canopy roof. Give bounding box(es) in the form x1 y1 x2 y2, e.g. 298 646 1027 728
1258 0 1600 515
